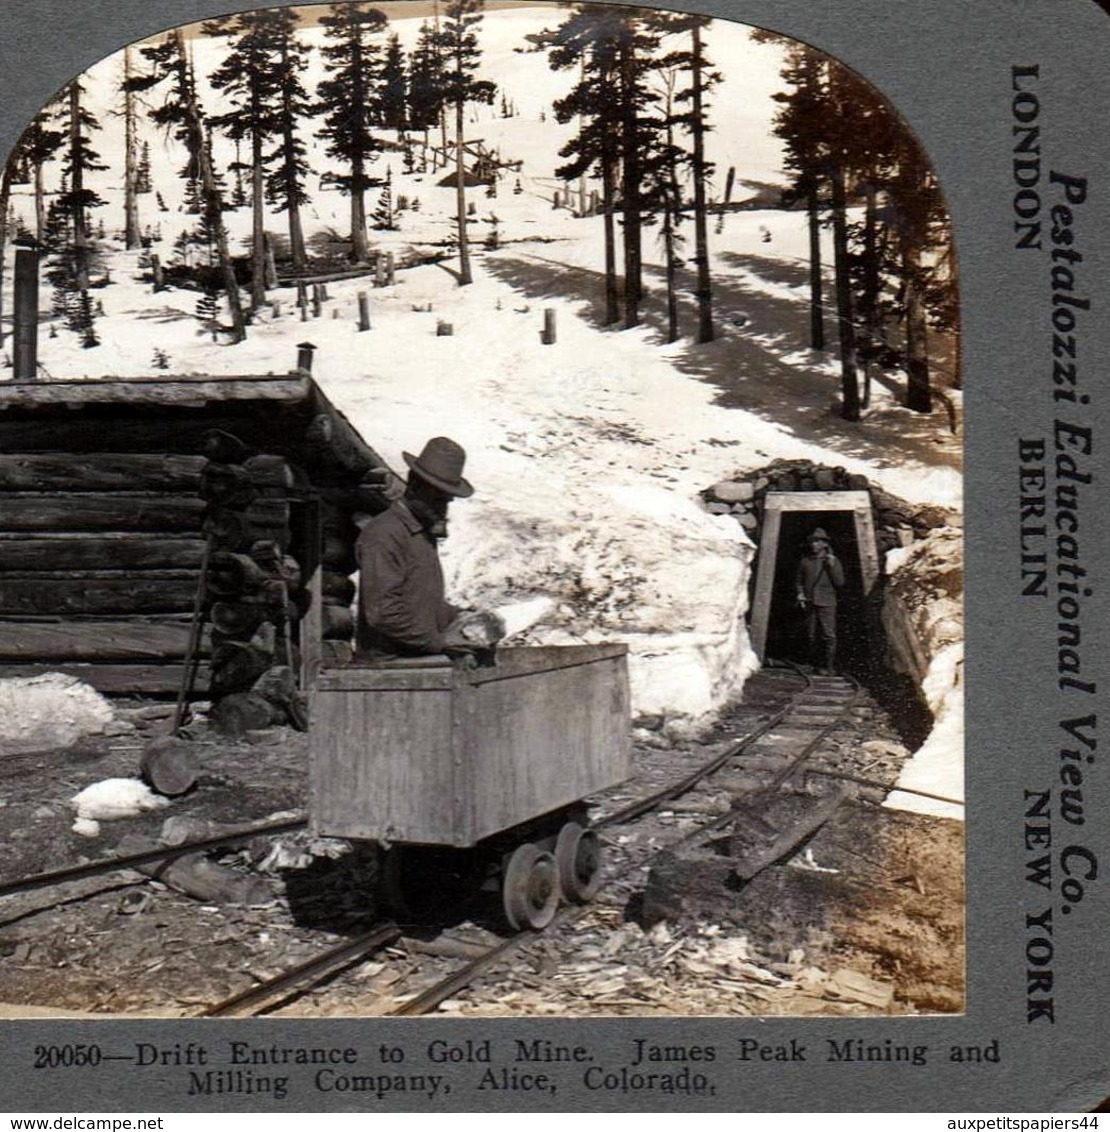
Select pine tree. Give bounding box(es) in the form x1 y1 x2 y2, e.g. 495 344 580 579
0 103 63 345
57 81 107 292
122 46 142 249
316 2 388 263
380 33 408 130
435 0 496 286
205 12 278 307
643 11 721 343
408 20 445 139
128 29 246 342
547 6 625 326
263 9 311 270
196 289 220 340
136 140 153 193
372 167 397 230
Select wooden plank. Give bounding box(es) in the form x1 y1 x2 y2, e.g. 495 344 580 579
0 374 312 409
466 652 630 842
311 647 630 847
0 536 206 572
0 453 205 492
0 663 206 695
467 643 628 684
316 665 455 693
0 620 201 661
0 494 204 533
0 576 198 615
310 686 457 843
749 506 782 660
299 497 323 694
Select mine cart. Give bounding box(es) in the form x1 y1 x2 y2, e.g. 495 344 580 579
310 643 630 929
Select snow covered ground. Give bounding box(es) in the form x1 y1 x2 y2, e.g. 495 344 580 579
1 5 963 800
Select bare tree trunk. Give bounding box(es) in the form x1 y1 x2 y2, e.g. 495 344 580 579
0 160 12 348
860 181 878 409
280 42 307 271
349 153 369 263
69 84 90 292
250 134 266 310
34 162 45 243
455 97 472 286
602 150 619 326
690 21 713 344
123 46 141 250
903 239 931 412
830 161 860 422
806 177 824 350
619 31 642 329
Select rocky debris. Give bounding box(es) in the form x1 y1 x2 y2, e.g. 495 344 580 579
701 459 957 556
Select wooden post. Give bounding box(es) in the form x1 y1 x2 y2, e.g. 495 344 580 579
541 308 556 345
296 279 308 322
311 285 322 319
385 251 395 285
299 496 323 697
375 255 386 288
297 341 316 374
150 253 164 292
357 292 371 331
553 191 561 209
270 300 282 319
12 247 39 382
436 320 453 337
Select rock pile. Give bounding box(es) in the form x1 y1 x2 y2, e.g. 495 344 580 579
701 459 959 556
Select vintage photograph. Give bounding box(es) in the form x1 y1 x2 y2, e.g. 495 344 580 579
0 0 964 1023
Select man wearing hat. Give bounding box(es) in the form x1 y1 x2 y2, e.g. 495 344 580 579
795 527 845 674
355 436 479 660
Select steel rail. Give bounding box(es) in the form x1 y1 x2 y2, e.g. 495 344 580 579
595 666 811 829
386 667 869 1018
200 921 402 1018
0 816 307 899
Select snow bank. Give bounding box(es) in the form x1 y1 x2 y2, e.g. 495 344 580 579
883 530 964 820
0 675 115 755
70 778 171 838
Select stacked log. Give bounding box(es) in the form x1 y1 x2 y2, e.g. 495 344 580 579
701 459 958 557
199 436 312 734
0 373 399 697
0 453 207 693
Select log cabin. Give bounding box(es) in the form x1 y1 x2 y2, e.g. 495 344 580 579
0 369 398 711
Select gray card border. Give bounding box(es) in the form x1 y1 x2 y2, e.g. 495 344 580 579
1 0 1108 1112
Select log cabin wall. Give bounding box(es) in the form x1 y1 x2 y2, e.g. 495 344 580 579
0 373 398 707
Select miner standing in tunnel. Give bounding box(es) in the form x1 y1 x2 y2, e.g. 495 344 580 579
795 527 845 674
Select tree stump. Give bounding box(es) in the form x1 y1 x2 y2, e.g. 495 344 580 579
140 736 200 797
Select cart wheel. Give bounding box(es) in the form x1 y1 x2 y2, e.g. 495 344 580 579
502 843 560 931
555 822 603 903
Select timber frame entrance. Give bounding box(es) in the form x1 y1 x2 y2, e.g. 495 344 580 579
749 491 879 660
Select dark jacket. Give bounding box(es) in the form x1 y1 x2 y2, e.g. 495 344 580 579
796 552 845 607
355 500 461 659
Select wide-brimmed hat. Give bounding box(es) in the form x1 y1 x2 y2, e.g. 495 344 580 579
403 437 474 498
808 527 830 543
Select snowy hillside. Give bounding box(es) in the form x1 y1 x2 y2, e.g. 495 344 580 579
1 4 962 744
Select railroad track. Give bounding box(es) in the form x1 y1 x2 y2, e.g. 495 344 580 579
203 666 881 1018
1 666 950 1018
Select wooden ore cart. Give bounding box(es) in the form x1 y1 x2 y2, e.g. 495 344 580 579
310 643 630 929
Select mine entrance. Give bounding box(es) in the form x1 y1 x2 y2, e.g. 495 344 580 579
749 491 879 673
